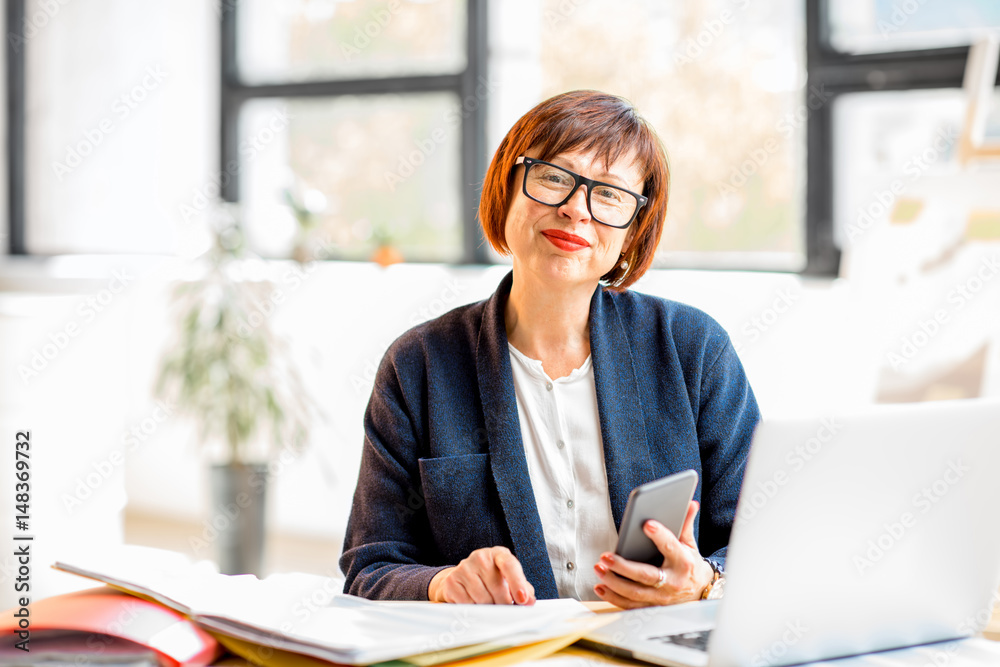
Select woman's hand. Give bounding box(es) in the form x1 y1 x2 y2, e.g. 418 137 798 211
428 546 537 605
593 500 714 608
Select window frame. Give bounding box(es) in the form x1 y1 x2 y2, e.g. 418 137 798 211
219 0 491 264
7 0 25 255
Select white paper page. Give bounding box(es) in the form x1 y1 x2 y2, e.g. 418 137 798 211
55 545 346 627
175 570 347 627
54 544 222 613
280 597 593 663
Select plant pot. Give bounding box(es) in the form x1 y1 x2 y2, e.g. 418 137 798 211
210 462 268 576
371 244 404 267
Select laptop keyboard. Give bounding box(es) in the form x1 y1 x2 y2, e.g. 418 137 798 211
647 630 712 652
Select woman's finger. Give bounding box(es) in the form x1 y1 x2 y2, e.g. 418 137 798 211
454 550 503 603
594 565 656 603
493 548 535 605
678 500 700 548
480 558 515 604
443 574 474 603
598 553 663 589
595 582 647 609
643 519 685 568
458 569 496 604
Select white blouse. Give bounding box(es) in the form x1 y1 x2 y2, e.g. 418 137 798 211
507 343 620 600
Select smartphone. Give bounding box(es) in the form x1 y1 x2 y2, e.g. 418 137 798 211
615 469 698 566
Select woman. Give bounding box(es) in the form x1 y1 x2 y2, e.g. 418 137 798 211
340 90 760 608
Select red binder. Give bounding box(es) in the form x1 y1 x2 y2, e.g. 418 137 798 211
0 586 221 666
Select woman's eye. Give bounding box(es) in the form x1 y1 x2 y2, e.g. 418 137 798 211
595 187 624 202
539 170 572 186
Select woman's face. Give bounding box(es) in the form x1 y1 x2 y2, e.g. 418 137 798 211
504 147 644 289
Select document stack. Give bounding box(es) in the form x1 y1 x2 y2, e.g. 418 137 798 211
14 546 610 667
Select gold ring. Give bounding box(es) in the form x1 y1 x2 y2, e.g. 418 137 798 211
653 569 666 589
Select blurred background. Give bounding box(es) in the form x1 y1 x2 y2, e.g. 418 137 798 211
1 0 999 607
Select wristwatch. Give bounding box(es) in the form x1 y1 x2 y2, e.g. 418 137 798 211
699 559 725 600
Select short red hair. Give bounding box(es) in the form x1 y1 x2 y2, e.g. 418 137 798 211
479 90 669 290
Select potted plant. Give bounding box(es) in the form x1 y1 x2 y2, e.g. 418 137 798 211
155 206 312 576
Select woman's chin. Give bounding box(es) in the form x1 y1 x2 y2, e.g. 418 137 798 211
527 256 607 287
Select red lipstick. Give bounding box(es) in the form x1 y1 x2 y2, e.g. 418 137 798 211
541 229 590 252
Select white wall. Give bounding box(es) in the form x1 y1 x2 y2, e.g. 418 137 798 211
0 282 130 609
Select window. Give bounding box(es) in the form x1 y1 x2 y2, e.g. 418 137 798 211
491 0 807 272
221 0 489 264
828 0 1000 55
236 0 467 83
8 0 217 256
7 0 998 274
809 0 1000 276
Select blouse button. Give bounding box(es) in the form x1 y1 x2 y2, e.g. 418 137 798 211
556 440 565 449
566 561 576 571
566 499 575 509
545 382 553 391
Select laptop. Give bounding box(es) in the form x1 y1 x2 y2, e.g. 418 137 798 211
583 397 1000 667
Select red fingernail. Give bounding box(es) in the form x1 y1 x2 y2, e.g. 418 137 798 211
644 520 658 532
516 589 526 604
595 563 608 575
601 553 615 563
595 585 606 595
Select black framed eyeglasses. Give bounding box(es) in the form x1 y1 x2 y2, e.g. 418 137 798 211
514 156 648 229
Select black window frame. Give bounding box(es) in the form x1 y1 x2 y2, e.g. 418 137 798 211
804 0 1000 276
219 0 490 264
6 0 998 275
6 0 25 255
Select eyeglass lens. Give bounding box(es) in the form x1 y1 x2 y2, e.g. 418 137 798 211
524 162 637 227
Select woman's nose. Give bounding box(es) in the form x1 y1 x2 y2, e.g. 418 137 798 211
559 185 591 222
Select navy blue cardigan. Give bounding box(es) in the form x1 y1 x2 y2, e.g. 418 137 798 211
341 271 760 600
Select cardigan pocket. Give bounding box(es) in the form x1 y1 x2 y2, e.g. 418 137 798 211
418 453 503 560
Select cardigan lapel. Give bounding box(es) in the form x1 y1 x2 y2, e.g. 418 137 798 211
589 286 655 529
476 271 559 599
